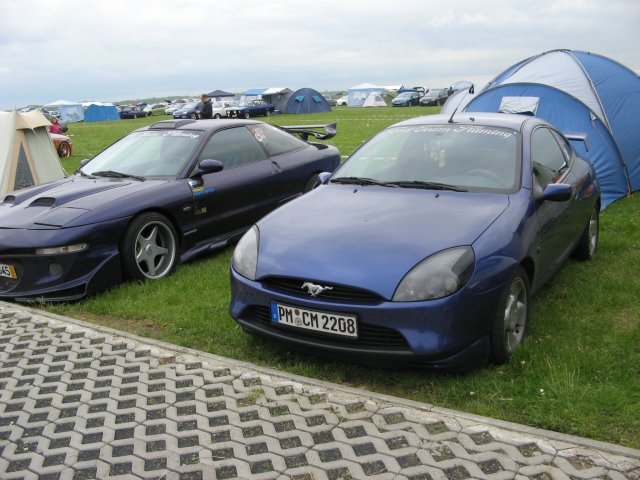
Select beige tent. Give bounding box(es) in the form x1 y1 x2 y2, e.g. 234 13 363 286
0 110 66 197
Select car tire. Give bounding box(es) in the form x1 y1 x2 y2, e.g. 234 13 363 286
120 212 178 281
304 173 322 192
57 141 71 157
190 113 197 119
490 266 530 364
244 112 251 119
265 110 271 117
572 206 599 260
214 113 221 119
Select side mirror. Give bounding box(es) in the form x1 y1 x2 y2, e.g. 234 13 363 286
318 172 332 185
542 183 572 202
80 158 91 167
197 159 224 174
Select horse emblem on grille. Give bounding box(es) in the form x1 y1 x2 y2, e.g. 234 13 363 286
301 282 333 297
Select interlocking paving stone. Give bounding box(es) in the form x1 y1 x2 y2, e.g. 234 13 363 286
0 303 639 479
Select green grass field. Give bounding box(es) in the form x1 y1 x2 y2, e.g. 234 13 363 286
45 107 640 449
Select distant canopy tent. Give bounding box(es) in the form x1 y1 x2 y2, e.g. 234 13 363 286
463 49 640 208
206 90 235 101
262 88 293 112
0 111 65 196
347 83 386 107
83 102 120 122
44 100 84 123
283 88 331 114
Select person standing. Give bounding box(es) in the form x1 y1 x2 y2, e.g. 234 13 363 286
200 94 212 119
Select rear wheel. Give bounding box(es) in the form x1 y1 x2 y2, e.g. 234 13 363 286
120 213 178 281
572 206 599 260
244 112 251 119
265 110 271 117
214 113 221 119
490 266 530 364
57 141 71 157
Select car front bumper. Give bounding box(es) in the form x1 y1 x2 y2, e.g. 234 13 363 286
229 268 505 370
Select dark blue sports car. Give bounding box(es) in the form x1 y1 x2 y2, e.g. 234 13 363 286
230 113 600 369
0 119 339 302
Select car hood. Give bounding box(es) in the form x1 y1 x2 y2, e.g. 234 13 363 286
0 176 169 228
255 185 509 299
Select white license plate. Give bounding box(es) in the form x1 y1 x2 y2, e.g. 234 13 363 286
270 302 358 338
0 263 17 279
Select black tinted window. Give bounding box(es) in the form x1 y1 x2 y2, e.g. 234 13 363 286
531 127 568 188
198 127 267 169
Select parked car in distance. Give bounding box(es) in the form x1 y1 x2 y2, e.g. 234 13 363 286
419 88 448 106
335 95 348 106
120 106 148 119
230 113 600 370
226 99 275 119
164 103 184 115
212 101 236 119
323 96 337 106
173 101 203 120
143 103 169 115
49 133 72 157
0 119 340 302
392 91 422 107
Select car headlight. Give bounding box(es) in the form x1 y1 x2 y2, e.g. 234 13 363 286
35 243 88 255
232 226 259 280
393 246 475 302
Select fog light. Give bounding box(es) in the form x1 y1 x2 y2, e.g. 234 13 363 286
49 263 64 277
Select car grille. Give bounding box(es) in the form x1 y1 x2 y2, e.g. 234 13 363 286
263 277 382 302
247 305 410 349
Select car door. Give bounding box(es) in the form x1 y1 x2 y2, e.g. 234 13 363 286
189 125 281 244
530 126 575 284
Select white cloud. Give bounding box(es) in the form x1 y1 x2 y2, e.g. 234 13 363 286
1 0 639 109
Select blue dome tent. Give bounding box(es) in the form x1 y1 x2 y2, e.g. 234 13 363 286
462 49 640 208
283 88 331 114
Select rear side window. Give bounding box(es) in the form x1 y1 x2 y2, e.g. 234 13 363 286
248 124 307 157
198 127 267 169
531 127 569 188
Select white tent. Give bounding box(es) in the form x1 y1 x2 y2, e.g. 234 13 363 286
347 83 385 107
362 92 387 107
0 110 66 197
44 99 85 123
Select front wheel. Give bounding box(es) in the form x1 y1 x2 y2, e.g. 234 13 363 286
304 173 322 192
572 206 599 260
120 213 178 281
244 112 251 119
190 113 197 119
490 266 530 364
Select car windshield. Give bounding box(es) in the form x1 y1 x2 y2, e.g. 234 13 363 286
331 124 520 193
81 130 204 178
397 92 413 98
181 102 200 109
426 90 444 97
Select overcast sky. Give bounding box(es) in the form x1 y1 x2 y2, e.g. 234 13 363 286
1 0 639 110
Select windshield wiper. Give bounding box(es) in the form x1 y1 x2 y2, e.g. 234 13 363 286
392 180 468 192
74 169 96 179
91 170 145 181
330 176 398 187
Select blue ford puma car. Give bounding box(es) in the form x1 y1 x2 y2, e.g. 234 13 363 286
230 113 600 370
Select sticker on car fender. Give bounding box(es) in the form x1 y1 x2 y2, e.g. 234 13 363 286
270 302 358 338
0 263 17 279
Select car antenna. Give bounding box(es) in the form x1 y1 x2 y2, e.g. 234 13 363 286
447 85 475 124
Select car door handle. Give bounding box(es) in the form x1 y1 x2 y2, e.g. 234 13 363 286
271 161 282 173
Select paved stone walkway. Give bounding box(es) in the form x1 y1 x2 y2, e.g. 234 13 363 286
0 302 638 479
